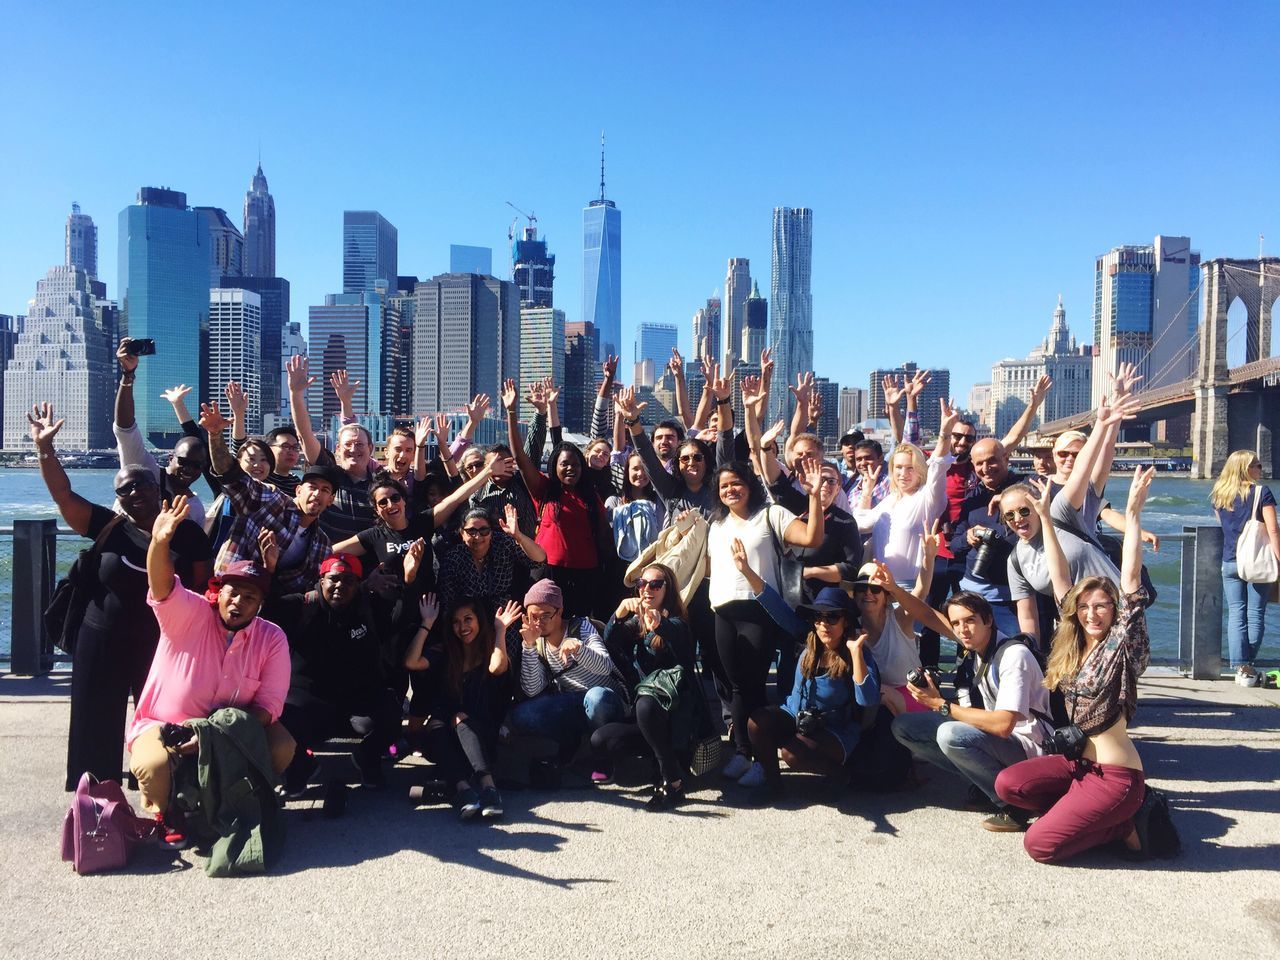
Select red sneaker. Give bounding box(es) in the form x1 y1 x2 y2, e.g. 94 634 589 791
156 810 188 850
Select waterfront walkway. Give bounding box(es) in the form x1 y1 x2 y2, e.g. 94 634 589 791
1 672 1277 960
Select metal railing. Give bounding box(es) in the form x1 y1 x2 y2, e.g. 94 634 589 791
0 521 1258 680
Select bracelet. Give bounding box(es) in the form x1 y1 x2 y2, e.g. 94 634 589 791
120 375 135 386
716 397 730 405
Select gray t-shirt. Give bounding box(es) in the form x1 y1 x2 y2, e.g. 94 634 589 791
1007 488 1119 600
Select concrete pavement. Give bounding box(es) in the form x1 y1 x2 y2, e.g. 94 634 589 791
1 672 1277 960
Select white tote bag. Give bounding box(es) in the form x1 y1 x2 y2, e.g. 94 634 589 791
1236 485 1279 584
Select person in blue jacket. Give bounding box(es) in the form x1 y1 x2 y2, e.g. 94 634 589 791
740 584 880 800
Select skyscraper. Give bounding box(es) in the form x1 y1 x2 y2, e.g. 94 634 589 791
196 207 245 284
0 315 17 446
278 320 307 422
4 266 113 450
813 376 840 442
65 203 97 278
243 163 275 278
991 296 1092 437
118 187 211 447
450 245 493 276
563 321 599 434
411 273 520 415
513 227 555 307
838 387 867 434
519 306 566 420
868 361 950 436
307 293 377 425
343 211 398 297
637 322 678 375
228 276 290 430
208 289 262 433
724 258 751 368
770 207 813 424
742 279 768 364
583 136 621 361
389 280 416 419
1091 235 1200 404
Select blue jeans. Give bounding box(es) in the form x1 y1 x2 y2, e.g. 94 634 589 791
1222 562 1270 668
509 687 626 762
892 709 1029 807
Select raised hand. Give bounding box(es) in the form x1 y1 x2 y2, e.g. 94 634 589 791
161 384 192 405
869 560 896 590
519 614 541 649
1110 362 1143 400
543 376 561 406
199 401 229 435
257 529 279 573
116 338 140 373
27 402 65 447
614 385 647 422
466 393 490 426
153 496 190 543
808 389 824 425
794 456 818 496
418 592 440 630
846 632 868 656
1127 465 1155 516
881 374 905 407
602 354 619 382
1030 374 1053 406
286 355 315 392
759 346 775 382
709 364 732 402
1097 393 1142 428
789 371 814 408
760 418 785 450
403 538 426 583
330 369 359 405
500 378 518 413
526 379 548 414
1027 477 1053 519
433 413 451 448
498 503 521 536
668 347 684 378
906 369 931 400
488 455 515 482
741 374 764 409
414 416 434 449
938 397 960 437
921 518 943 564
225 380 248 418
495 600 522 632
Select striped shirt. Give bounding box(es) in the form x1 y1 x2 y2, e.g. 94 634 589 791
519 618 626 700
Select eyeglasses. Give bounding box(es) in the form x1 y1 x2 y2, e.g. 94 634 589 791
678 453 704 464
638 577 667 591
461 527 492 538
375 493 403 507
272 442 301 453
852 584 884 595
818 477 840 487
1002 506 1032 524
525 608 559 622
813 611 845 624
1078 602 1114 614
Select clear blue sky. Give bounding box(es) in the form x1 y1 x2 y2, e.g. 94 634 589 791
3 0 1278 402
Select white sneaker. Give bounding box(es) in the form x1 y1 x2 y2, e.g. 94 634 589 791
737 761 767 788
722 752 752 779
1236 666 1260 688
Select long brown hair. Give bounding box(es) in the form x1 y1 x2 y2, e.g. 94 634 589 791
799 614 853 681
444 598 496 700
636 562 686 651
1044 576 1121 690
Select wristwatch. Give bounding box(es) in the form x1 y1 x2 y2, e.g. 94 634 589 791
937 700 952 717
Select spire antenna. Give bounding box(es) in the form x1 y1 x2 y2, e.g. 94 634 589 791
599 131 606 203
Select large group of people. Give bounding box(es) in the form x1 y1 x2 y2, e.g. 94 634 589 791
38 337 1271 868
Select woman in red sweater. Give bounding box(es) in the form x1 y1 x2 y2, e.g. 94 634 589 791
503 378 610 618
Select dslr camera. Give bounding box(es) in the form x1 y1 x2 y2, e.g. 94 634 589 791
795 709 827 738
905 666 939 691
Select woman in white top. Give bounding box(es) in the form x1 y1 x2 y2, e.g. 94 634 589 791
854 399 958 585
706 459 824 777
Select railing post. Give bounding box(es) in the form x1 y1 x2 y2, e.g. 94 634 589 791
10 519 58 675
1178 530 1195 671
1187 524 1224 680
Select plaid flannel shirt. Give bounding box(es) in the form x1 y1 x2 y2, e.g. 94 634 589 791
214 461 331 594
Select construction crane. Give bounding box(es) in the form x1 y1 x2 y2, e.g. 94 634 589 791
506 201 536 240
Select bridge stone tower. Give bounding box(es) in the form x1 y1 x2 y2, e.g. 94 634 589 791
1191 257 1280 477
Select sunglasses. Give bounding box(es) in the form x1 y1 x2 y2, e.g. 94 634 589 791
638 577 667 591
950 432 976 442
375 493 403 507
818 477 840 487
852 583 884 595
114 480 151 496
1002 506 1033 524
812 611 845 624
462 527 492 537
678 453 704 464
1055 450 1078 459
174 456 204 469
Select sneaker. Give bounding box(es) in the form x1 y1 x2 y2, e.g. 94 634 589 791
479 786 504 820
1235 665 1261 688
737 761 767 788
455 787 483 821
156 810 188 850
982 810 1029 833
590 762 614 785
722 752 752 780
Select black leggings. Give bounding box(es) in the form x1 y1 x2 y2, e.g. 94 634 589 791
67 621 156 790
589 695 683 783
689 580 730 724
425 718 497 786
546 564 604 621
714 599 783 756
280 686 402 772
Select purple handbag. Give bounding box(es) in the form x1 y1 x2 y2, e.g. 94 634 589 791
61 773 156 874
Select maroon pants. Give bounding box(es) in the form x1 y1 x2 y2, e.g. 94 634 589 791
995 755 1144 864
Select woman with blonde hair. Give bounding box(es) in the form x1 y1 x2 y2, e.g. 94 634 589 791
996 467 1176 863
853 399 958 586
1211 449 1280 686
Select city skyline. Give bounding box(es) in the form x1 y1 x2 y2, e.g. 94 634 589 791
3 5 1279 404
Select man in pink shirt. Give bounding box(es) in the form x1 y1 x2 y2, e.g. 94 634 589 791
128 496 294 845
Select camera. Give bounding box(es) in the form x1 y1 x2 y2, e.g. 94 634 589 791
905 666 938 690
123 338 156 356
970 526 1011 583
1046 723 1087 760
795 710 826 737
